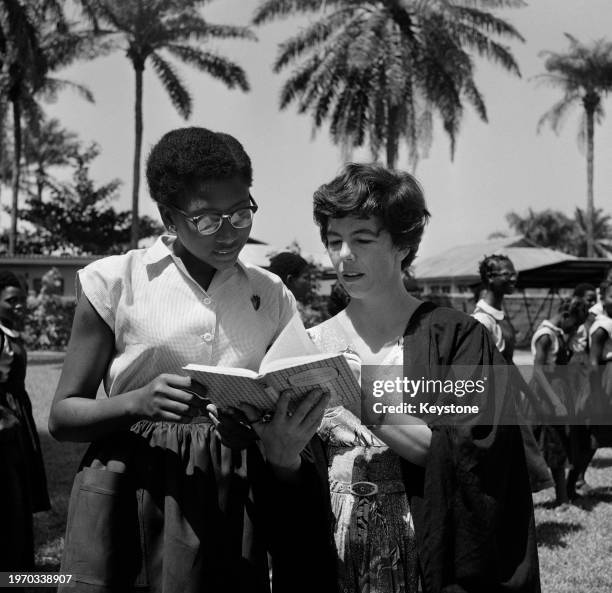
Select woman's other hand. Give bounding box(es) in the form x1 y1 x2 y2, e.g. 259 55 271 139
128 374 203 423
239 388 330 479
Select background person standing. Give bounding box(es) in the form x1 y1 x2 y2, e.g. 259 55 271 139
0 271 50 570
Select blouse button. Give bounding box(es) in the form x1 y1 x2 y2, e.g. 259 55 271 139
203 298 212 305
201 333 213 342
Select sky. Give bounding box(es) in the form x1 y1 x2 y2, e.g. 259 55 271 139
39 0 612 262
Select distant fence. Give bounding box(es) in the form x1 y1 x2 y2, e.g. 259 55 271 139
424 292 565 348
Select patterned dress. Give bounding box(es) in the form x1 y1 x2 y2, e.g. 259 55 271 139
308 316 419 593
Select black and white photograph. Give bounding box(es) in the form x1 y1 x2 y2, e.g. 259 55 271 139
1 0 612 591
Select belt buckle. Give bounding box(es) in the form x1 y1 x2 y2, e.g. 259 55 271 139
348 481 378 497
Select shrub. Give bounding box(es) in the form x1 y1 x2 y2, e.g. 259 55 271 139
23 268 76 351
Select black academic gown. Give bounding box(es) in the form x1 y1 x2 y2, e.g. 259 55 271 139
298 303 540 593
401 303 540 593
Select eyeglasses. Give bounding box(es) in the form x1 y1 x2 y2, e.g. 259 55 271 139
166 195 258 236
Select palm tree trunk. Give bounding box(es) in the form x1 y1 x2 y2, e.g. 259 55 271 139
36 163 44 202
131 60 144 250
9 99 21 256
0 101 5 228
584 95 597 258
386 105 400 169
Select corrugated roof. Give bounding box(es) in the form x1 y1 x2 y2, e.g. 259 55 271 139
413 236 576 281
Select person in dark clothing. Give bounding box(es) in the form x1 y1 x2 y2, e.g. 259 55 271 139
0 271 50 571
472 254 554 494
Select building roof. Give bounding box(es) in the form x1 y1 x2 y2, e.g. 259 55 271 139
413 236 575 283
413 235 612 288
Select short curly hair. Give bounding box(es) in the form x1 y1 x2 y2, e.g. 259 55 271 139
558 297 589 324
268 252 309 285
573 283 596 298
146 127 253 206
0 271 23 294
478 254 514 285
312 163 430 269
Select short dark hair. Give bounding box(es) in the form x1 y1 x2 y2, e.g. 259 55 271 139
0 271 23 294
573 283 596 297
268 252 309 284
478 254 514 285
312 163 430 269
327 280 350 316
146 127 253 206
558 297 588 324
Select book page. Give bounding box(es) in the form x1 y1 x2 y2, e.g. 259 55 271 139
260 354 361 413
182 363 258 378
260 352 339 374
183 366 275 410
260 313 320 371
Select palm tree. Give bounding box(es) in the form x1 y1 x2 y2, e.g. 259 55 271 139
1 0 95 255
536 34 612 257
0 0 49 255
505 206 612 257
81 0 255 248
253 0 524 169
574 207 612 257
506 207 576 254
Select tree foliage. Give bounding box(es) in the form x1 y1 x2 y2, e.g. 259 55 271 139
505 207 612 257
11 143 162 255
253 0 525 168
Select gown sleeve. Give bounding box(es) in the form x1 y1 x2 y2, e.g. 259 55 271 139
402 306 541 593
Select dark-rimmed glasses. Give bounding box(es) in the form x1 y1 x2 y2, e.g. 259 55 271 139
166 195 258 236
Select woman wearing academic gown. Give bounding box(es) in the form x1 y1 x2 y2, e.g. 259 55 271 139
272 163 541 593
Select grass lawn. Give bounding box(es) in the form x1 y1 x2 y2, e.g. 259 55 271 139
25 354 612 591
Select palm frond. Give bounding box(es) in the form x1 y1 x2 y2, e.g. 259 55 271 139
149 52 192 118
195 23 257 42
450 22 521 75
253 0 330 26
461 77 487 121
165 45 250 91
449 5 525 42
456 0 526 8
38 77 95 103
274 10 354 71
159 14 257 44
536 95 578 134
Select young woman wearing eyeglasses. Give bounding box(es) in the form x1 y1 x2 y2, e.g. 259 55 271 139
49 128 332 593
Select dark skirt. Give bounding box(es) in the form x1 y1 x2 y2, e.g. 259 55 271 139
0 383 50 571
59 420 271 593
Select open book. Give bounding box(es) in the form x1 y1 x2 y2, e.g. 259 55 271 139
183 315 361 413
